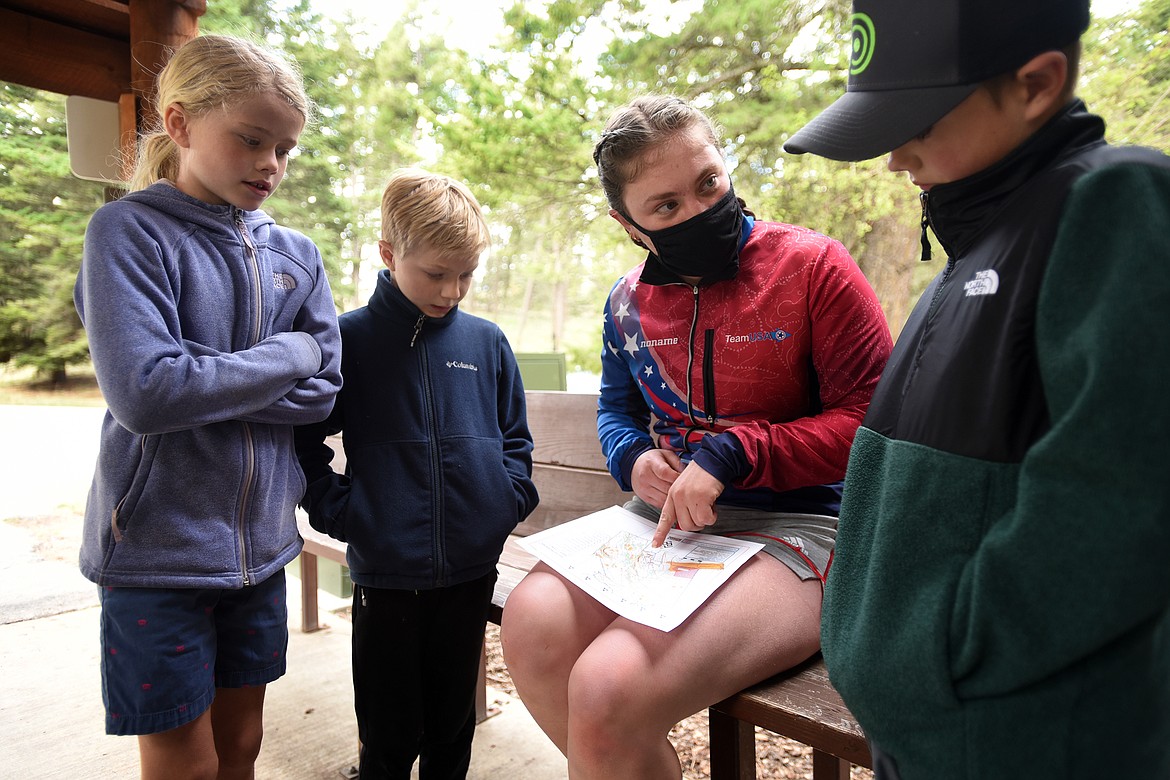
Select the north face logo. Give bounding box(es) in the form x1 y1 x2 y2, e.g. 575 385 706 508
964 269 999 297
273 272 297 290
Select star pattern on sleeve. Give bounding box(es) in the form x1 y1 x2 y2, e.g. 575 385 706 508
623 331 641 356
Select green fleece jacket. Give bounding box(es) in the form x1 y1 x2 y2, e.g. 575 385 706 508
823 102 1170 779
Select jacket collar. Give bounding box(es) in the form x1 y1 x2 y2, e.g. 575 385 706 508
924 100 1106 259
129 181 277 237
367 268 460 332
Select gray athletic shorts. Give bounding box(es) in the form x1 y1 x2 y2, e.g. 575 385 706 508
623 497 836 584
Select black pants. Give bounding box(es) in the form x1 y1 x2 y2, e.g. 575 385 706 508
351 571 497 780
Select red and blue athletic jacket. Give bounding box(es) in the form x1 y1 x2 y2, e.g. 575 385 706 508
598 216 892 515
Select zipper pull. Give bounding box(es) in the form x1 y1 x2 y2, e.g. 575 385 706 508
360 587 367 607
919 191 933 263
410 315 425 347
232 206 248 236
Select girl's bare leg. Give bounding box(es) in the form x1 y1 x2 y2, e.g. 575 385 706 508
138 711 217 780
137 685 267 780
210 685 267 779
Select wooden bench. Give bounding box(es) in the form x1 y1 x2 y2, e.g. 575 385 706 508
295 390 871 779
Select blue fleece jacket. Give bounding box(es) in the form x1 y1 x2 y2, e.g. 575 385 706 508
295 269 538 590
74 182 342 588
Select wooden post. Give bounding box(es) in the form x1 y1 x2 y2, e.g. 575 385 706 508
127 0 205 133
708 709 756 780
811 749 852 780
300 550 322 633
117 91 138 185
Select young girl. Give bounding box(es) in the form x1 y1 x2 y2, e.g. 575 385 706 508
500 95 892 779
73 35 342 779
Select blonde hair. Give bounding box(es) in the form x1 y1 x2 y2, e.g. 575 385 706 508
380 168 490 258
130 34 313 192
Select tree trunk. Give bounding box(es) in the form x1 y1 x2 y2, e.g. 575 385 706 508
551 279 566 352
48 362 68 387
348 253 363 312
857 214 919 340
516 277 535 347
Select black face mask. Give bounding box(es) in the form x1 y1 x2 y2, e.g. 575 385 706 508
626 186 744 282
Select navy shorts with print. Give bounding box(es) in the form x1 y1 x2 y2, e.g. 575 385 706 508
98 570 288 736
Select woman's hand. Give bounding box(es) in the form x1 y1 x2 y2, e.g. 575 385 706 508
631 449 683 510
652 461 724 547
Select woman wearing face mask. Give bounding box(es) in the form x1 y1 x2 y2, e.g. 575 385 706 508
501 95 893 778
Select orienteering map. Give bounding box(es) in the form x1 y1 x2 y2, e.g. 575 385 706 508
517 505 763 631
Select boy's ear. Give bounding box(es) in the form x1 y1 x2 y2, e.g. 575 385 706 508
378 240 396 272
163 103 192 148
1017 51 1070 123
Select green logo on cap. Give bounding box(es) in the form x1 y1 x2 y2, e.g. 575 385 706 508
850 13 876 75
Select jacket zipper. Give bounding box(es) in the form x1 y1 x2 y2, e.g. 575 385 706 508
680 284 713 448
919 191 933 263
410 314 425 347
907 192 957 394
233 208 262 586
919 192 957 315
702 328 716 426
235 208 264 346
414 318 446 587
235 424 256 586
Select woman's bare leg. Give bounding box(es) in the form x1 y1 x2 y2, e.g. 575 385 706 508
501 561 620 754
565 554 823 780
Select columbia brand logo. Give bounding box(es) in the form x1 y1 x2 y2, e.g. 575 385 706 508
964 270 1000 298
273 272 297 290
447 360 479 372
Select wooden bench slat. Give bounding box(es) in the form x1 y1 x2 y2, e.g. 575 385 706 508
499 535 538 570
515 464 628 536
710 656 871 770
523 391 605 470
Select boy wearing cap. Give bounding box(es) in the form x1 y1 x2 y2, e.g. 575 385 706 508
785 1 1170 778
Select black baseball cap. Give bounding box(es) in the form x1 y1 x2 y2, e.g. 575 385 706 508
784 0 1091 161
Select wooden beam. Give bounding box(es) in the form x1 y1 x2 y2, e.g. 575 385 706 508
128 0 204 131
0 7 129 101
0 0 131 40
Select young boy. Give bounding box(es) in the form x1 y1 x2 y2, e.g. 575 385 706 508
295 168 539 779
785 1 1170 778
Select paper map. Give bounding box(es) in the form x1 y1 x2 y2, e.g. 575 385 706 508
517 505 764 632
